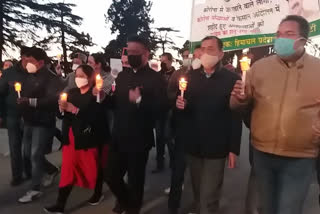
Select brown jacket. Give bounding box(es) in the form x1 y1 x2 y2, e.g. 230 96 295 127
231 53 320 158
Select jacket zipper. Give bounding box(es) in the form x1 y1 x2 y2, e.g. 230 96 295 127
274 68 290 153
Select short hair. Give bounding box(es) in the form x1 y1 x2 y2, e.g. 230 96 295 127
72 52 88 64
90 52 110 73
127 35 150 51
20 46 31 57
280 15 310 39
161 52 173 61
26 47 48 62
201 36 223 50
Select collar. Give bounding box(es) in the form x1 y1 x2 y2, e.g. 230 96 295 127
200 63 222 78
276 51 306 69
130 63 150 74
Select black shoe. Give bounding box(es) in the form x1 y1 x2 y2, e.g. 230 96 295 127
44 204 64 214
10 178 24 187
168 208 178 214
112 201 126 213
88 194 104 206
151 163 164 174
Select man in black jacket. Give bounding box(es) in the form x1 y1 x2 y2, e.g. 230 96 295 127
176 36 242 214
104 35 167 214
16 47 63 203
153 52 175 173
0 47 30 186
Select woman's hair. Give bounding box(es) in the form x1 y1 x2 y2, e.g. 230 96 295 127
91 52 111 73
77 64 94 79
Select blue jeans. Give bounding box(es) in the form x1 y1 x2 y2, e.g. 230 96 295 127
23 125 53 190
253 148 315 214
6 117 24 180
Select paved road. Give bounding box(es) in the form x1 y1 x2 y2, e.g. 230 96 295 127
0 127 319 214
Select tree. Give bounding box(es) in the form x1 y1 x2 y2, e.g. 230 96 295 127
154 27 180 54
32 2 93 69
105 0 155 58
0 0 52 62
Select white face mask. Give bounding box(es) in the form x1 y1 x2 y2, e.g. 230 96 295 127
72 64 80 71
192 58 202 70
200 53 219 69
75 77 88 88
182 59 191 68
26 63 37 73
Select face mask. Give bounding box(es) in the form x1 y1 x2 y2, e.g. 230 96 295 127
274 38 303 58
182 59 191 68
192 58 202 70
128 55 142 69
26 63 38 73
75 77 88 88
72 64 80 71
200 53 219 69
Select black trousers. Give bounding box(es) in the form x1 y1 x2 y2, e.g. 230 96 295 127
155 111 174 168
104 145 149 214
168 137 186 210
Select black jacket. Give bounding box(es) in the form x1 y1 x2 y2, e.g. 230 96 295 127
0 63 28 119
62 88 111 150
111 64 167 152
19 67 64 127
181 67 242 158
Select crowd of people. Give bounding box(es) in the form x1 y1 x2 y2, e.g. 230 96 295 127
0 14 320 214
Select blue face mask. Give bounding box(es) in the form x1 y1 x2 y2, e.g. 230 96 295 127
274 38 296 58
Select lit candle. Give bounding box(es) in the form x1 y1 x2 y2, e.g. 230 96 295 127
179 77 188 99
112 81 116 93
240 56 251 95
60 93 68 115
14 82 22 98
96 74 103 103
57 54 62 65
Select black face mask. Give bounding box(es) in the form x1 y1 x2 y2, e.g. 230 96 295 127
128 55 142 69
160 62 167 71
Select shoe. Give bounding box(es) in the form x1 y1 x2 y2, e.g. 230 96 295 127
112 201 126 213
43 168 60 188
88 194 104 206
10 178 24 187
44 204 64 214
164 185 184 195
151 165 164 174
18 190 42 203
164 187 171 195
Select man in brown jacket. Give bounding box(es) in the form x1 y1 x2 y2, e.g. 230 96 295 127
231 15 320 214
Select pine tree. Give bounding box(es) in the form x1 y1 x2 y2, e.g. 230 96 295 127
105 0 155 58
0 0 51 62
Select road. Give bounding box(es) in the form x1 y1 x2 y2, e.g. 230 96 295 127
0 127 319 214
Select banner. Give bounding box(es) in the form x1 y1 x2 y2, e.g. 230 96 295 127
191 0 320 51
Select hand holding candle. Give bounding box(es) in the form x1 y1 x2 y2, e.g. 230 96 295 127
57 54 62 65
60 93 68 115
96 74 103 103
14 82 21 98
239 56 251 95
179 77 188 99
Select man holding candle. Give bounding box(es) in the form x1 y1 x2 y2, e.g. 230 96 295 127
175 36 242 214
103 35 167 214
16 47 64 203
230 15 320 214
0 46 31 186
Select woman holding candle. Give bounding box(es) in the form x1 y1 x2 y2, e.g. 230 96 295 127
44 65 110 214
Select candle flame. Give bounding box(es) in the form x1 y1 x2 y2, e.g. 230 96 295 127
14 82 21 92
60 93 68 101
96 74 101 80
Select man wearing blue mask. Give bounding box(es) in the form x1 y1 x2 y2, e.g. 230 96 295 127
230 15 320 214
